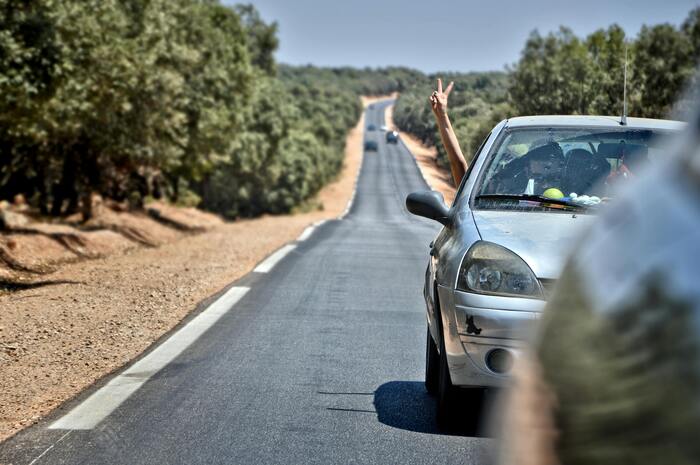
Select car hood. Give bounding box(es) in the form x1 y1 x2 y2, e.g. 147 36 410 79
472 210 595 279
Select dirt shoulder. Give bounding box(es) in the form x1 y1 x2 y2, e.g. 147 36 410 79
0 97 379 442
384 103 457 205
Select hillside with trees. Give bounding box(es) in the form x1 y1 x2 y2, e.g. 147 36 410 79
2 1 699 214
510 12 700 118
0 0 365 220
392 7 700 170
393 72 510 168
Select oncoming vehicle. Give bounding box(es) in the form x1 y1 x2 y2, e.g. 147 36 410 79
405 115 684 424
364 140 378 152
386 130 399 144
367 124 377 131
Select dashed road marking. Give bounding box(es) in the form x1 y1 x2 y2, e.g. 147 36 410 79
253 244 296 273
340 109 371 220
339 156 363 219
297 220 327 242
49 286 250 430
398 136 431 188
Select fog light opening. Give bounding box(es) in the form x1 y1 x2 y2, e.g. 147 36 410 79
486 348 513 374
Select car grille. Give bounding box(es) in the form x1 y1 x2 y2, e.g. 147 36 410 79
539 279 557 300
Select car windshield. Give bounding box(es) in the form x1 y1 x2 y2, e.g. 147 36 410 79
474 126 674 211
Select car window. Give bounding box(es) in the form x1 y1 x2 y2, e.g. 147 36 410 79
473 126 673 211
453 130 493 203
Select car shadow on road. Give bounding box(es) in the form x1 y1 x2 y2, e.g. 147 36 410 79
373 381 490 438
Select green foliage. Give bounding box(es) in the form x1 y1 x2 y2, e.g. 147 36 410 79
234 4 278 76
2 2 697 217
279 65 424 95
393 71 510 169
200 76 346 217
0 1 361 219
633 24 694 117
510 28 599 115
0 0 253 215
393 9 700 174
198 67 362 218
510 15 698 119
586 25 628 115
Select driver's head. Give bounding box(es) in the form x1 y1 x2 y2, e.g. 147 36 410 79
524 143 564 186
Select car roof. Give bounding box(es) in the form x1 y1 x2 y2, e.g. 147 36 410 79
504 115 685 131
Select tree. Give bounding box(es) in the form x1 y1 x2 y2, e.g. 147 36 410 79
43 0 193 215
0 0 261 217
632 24 693 118
510 28 597 115
234 4 278 76
682 7 700 62
586 25 628 116
169 1 253 201
0 0 61 212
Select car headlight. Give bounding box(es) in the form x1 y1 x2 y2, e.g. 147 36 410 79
457 241 543 299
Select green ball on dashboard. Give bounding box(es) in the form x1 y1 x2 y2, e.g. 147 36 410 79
542 188 564 199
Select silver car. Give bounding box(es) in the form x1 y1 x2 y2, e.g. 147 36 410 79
406 115 684 424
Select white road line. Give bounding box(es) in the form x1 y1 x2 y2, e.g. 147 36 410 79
339 136 366 220
298 225 314 242
297 220 327 242
253 244 296 273
28 431 71 465
399 136 431 188
49 286 250 430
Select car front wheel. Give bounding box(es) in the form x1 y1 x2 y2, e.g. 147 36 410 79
425 325 439 395
436 327 458 427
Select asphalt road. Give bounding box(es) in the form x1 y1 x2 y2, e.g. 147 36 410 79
0 101 493 465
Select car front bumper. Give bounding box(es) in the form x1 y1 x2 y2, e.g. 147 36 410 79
437 285 544 388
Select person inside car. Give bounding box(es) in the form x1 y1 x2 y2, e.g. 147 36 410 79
484 143 566 195
430 80 566 195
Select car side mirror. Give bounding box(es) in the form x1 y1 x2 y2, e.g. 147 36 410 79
405 190 450 225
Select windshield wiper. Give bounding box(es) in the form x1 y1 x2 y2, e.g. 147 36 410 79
475 194 588 210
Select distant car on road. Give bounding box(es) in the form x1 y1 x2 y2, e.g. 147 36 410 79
406 115 683 425
364 140 378 152
380 125 389 132
385 130 399 144
367 124 376 132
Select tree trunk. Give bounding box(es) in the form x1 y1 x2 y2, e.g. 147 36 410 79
51 152 77 216
80 191 93 221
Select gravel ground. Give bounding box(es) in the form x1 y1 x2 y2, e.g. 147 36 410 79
0 98 383 442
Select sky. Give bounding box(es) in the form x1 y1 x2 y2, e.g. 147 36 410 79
223 0 700 73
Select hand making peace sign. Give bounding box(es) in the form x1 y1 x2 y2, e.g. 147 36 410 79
429 78 454 117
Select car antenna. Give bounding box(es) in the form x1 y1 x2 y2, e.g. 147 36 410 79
620 45 628 126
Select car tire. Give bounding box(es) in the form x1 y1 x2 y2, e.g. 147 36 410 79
436 327 457 428
425 325 439 395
